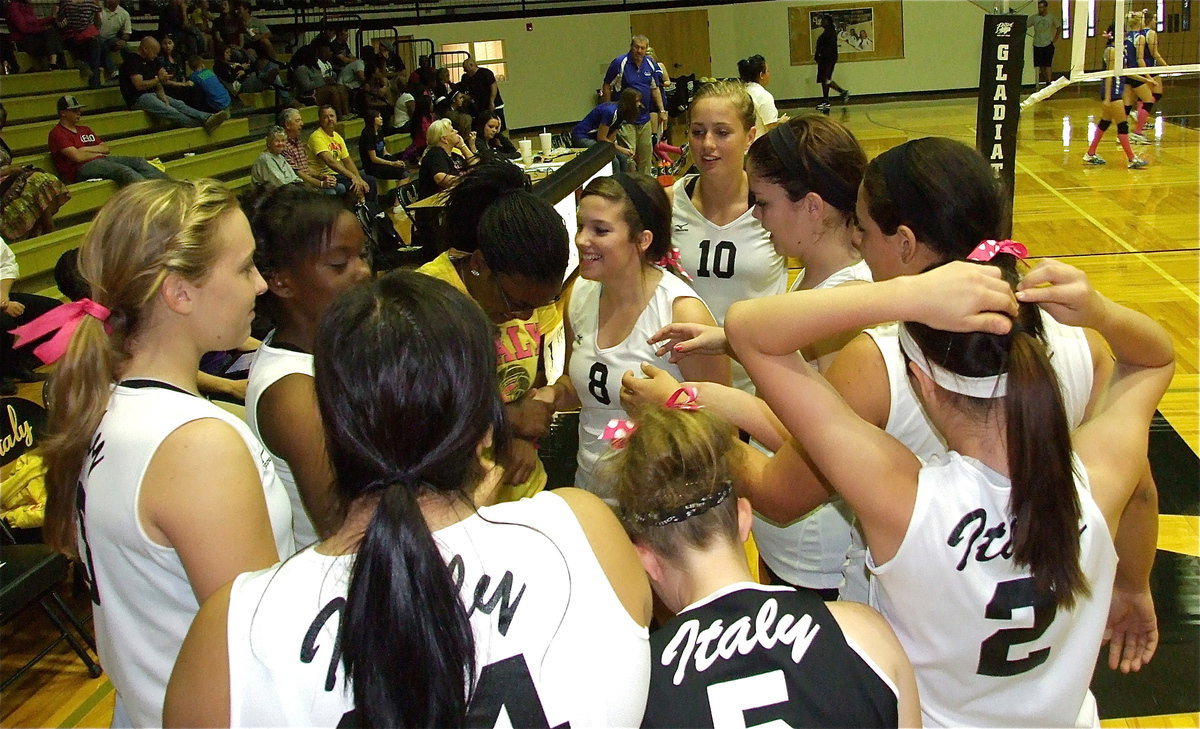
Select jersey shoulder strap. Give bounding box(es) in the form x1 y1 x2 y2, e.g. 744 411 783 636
612 55 629 92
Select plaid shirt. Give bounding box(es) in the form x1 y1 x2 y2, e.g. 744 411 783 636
281 135 310 176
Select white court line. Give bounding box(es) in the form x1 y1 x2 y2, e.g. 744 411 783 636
1015 159 1199 306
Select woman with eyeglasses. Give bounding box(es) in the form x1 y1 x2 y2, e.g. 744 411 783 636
417 162 570 501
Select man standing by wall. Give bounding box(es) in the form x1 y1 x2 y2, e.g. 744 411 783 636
1029 0 1061 88
601 34 667 175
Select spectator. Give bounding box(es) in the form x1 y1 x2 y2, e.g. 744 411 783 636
570 88 640 172
186 54 230 112
406 53 432 86
460 54 505 129
1 103 71 241
120 36 229 132
328 26 352 70
291 44 350 118
472 111 518 162
4 0 63 72
277 107 337 194
307 104 374 200
399 92 435 164
1 240 59 395
357 110 407 182
234 1 274 61
251 125 302 188
156 0 193 56
97 0 130 84
211 0 245 59
158 34 196 105
391 77 415 132
600 35 667 174
57 0 103 87
187 0 213 55
48 95 170 184
417 117 474 201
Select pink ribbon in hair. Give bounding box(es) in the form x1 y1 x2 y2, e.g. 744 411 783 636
967 239 1029 263
656 247 693 281
600 418 638 449
11 298 112 365
664 386 701 411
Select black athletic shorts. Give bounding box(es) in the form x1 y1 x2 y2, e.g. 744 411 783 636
816 60 835 83
1033 44 1055 67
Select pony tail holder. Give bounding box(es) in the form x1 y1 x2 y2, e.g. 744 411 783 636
10 298 113 365
656 247 693 281
600 386 703 450
967 239 1029 263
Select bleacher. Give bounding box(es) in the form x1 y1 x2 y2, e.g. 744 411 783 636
3 63 411 297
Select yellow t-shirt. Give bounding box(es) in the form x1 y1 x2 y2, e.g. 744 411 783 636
306 128 349 178
418 251 562 500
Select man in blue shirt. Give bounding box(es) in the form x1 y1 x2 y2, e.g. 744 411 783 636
601 34 667 174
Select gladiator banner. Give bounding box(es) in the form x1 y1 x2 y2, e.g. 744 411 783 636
976 14 1026 237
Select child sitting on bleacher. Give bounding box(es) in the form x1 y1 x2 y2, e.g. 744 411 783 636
186 55 231 113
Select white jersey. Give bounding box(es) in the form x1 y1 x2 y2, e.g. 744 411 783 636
868 452 1115 728
671 174 784 393
568 271 710 499
846 310 1096 601
744 81 780 139
77 380 294 728
227 490 650 727
753 260 873 598
245 331 319 548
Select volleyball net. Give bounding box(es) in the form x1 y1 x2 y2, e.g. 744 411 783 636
1021 0 1199 108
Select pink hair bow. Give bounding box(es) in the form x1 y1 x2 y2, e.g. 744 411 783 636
656 247 693 281
11 298 112 365
664 386 701 411
967 239 1028 262
601 418 637 449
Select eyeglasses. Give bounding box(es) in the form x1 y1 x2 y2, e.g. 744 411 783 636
491 272 560 319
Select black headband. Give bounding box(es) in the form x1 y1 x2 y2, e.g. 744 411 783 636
624 482 733 527
612 174 656 236
764 124 857 214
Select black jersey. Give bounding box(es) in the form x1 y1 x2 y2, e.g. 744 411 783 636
642 583 898 729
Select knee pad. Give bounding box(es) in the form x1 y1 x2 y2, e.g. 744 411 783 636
1124 105 1133 116
1098 119 1112 131
1142 103 1155 115
1153 93 1163 102
1117 121 1130 135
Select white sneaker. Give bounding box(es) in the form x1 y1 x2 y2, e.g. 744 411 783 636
1127 156 1148 169
816 101 831 110
1082 153 1106 165
1129 132 1150 144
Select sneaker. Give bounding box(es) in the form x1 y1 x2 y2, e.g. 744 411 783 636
840 89 851 102
1127 156 1148 169
1129 132 1149 144
816 101 831 110
203 108 230 134
1082 153 1106 165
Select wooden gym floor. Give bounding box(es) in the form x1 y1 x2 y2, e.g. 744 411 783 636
3 85 1197 727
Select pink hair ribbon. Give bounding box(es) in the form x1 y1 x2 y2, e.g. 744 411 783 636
967 239 1029 263
656 247 693 281
11 298 112 365
600 418 637 450
663 386 701 411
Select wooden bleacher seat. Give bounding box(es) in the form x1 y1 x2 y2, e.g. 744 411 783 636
5 87 127 125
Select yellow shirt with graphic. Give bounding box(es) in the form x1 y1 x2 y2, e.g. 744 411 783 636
418 251 562 500
306 128 349 178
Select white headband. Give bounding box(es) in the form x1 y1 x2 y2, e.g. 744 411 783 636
897 324 1007 399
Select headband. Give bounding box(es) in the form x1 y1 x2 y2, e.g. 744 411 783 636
898 323 1007 398
764 124 857 214
624 481 734 527
611 174 657 238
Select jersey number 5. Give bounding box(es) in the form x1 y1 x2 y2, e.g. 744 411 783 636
976 577 1055 676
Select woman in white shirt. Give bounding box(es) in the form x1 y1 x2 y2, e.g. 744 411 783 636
739 54 788 138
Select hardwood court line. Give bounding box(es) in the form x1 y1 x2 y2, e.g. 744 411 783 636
56 679 112 729
1015 158 1200 306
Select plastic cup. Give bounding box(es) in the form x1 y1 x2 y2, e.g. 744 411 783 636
539 132 553 155
518 138 533 166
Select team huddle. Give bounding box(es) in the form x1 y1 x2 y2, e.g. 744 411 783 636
13 74 1171 729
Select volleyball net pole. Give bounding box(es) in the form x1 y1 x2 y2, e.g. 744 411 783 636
975 12 1027 239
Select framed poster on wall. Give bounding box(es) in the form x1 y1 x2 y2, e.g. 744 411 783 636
789 1 905 65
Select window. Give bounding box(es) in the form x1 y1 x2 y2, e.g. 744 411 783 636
440 40 507 84
1061 0 1070 39
1156 0 1165 30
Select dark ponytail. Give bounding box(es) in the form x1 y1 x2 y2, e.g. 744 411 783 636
907 262 1086 610
737 54 766 83
315 271 511 726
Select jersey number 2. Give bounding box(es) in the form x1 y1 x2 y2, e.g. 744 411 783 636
976 577 1055 676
